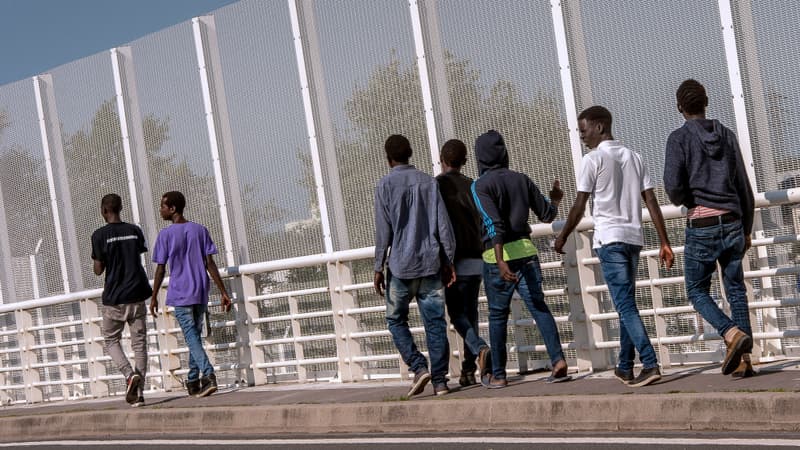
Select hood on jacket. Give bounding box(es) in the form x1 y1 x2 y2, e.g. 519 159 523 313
475 130 509 175
685 118 724 158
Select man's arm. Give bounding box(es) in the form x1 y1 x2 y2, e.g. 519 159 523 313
643 189 674 269
527 178 561 224
150 264 166 317
93 260 105 276
206 255 232 312
435 188 457 288
374 186 392 296
663 135 689 207
554 192 590 254
732 134 755 251
472 181 515 281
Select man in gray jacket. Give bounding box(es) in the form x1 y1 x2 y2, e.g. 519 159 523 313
664 79 755 378
374 134 457 396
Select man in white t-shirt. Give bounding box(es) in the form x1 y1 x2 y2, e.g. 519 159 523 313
554 106 674 387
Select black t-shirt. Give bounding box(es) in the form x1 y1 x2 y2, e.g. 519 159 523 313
91 222 153 305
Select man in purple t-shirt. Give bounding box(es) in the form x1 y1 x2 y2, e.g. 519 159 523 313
150 191 231 398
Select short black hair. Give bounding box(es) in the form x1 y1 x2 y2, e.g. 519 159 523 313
676 79 708 115
101 193 122 214
440 139 467 168
384 134 412 163
578 105 613 133
162 191 186 214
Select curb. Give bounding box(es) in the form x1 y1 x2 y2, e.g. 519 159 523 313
2 392 799 442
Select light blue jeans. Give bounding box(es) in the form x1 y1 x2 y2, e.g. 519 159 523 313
173 304 214 381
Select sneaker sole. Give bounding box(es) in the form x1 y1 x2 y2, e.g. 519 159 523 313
125 373 142 404
196 386 217 398
722 335 752 375
614 374 633 385
546 375 572 384
435 389 449 396
131 400 145 408
406 373 430 397
628 374 661 387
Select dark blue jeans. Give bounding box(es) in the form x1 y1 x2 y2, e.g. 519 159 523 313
596 242 658 371
173 304 214 381
483 256 565 379
684 220 751 342
385 271 449 384
444 275 488 373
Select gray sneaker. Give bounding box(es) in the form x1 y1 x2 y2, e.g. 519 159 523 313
433 382 449 396
629 366 661 387
197 373 218 398
407 370 431 397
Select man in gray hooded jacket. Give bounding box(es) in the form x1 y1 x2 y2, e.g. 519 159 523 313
664 79 755 378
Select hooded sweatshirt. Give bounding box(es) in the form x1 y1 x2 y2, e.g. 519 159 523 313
470 130 557 262
664 118 754 234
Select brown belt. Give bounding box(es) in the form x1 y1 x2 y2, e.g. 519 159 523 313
687 212 739 228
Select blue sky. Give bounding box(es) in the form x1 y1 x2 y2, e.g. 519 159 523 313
0 0 237 86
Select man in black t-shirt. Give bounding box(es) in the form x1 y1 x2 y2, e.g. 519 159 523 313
91 194 152 407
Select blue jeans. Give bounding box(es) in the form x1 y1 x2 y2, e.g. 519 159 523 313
173 304 214 381
444 275 488 373
385 271 449 384
596 243 658 371
684 220 752 343
483 256 565 379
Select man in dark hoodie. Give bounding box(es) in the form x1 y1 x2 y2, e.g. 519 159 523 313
435 139 491 387
471 130 570 388
374 134 457 397
664 79 755 378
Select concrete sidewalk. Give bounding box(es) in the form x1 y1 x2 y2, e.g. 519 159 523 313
2 360 800 442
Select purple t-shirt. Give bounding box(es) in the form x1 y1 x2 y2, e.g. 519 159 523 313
152 221 218 306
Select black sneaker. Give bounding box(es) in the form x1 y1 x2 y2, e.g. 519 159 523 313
131 396 145 408
197 373 218 398
125 370 142 404
459 371 476 387
407 370 431 397
186 379 201 397
433 382 449 396
614 367 634 385
629 366 661 387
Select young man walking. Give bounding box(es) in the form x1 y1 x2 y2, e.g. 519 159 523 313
664 79 755 377
150 191 232 397
471 130 571 388
435 139 491 386
374 134 457 397
91 193 152 406
554 106 674 387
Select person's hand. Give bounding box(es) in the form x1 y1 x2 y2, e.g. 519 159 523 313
660 244 674 270
497 259 517 282
374 271 385 297
744 235 752 253
553 235 567 254
549 180 563 203
443 264 456 288
220 292 232 313
149 296 159 318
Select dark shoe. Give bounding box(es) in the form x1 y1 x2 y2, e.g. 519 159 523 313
732 354 755 378
487 375 508 389
407 370 431 397
546 359 572 383
131 396 145 408
629 366 661 387
433 382 449 396
125 370 142 404
197 373 218 398
186 378 201 397
459 371 477 387
722 328 752 375
614 367 634 385
478 346 492 377
480 373 492 388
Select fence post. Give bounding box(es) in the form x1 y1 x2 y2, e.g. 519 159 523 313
80 298 108 399
326 261 364 382
14 308 42 404
644 253 672 368
153 287 181 392
232 274 267 386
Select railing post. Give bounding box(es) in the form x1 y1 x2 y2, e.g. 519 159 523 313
326 261 364 382
446 317 462 380
511 298 531 373
645 253 672 368
286 295 307 382
154 287 181 392
51 317 70 399
14 308 42 404
233 274 267 386
79 298 108 399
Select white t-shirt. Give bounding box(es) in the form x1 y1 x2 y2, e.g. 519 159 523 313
577 140 654 249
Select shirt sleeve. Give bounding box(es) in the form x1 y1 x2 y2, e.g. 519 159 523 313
435 186 456 265
640 155 655 192
664 133 690 206
137 226 148 254
732 134 755 235
91 230 104 261
152 231 167 264
202 226 218 256
373 183 392 272
576 153 597 194
526 176 557 224
471 179 506 247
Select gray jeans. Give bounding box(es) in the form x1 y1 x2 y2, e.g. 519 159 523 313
102 302 148 395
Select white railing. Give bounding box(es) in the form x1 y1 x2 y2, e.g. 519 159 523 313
1 189 799 405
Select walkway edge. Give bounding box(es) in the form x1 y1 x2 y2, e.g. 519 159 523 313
2 392 799 442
